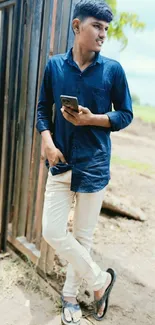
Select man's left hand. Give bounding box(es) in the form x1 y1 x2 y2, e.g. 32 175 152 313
61 105 93 126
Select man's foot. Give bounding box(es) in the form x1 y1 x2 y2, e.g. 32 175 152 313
94 272 112 318
61 296 82 324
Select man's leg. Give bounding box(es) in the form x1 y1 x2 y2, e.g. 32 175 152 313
43 173 110 315
63 189 106 298
42 170 83 323
63 189 112 317
42 169 75 261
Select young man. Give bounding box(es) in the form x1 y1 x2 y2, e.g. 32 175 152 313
36 0 133 324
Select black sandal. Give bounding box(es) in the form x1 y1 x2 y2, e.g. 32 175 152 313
93 268 117 321
61 296 82 325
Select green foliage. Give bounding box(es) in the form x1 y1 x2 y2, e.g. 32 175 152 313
106 0 145 49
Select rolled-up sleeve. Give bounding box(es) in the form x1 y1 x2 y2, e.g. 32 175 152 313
106 63 133 131
36 60 54 133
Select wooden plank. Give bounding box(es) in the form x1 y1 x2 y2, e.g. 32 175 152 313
0 10 6 235
0 11 4 186
7 232 53 279
16 0 35 237
32 141 47 249
19 0 44 242
7 234 40 264
27 0 54 246
0 1 15 10
58 0 72 53
12 0 33 238
26 133 42 243
5 1 24 229
46 244 55 275
37 237 48 273
50 0 57 55
53 0 63 54
8 0 27 233
67 0 76 51
0 7 13 251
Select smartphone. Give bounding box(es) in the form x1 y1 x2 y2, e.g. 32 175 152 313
60 95 79 112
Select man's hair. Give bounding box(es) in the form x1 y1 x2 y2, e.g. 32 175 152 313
73 0 113 23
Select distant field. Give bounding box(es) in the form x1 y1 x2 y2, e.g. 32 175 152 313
111 155 155 175
133 105 155 123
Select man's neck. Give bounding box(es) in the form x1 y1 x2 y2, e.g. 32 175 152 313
72 43 96 70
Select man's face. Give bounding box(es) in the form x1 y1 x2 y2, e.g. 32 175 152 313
73 17 109 52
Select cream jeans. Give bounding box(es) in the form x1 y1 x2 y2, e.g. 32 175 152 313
42 170 107 297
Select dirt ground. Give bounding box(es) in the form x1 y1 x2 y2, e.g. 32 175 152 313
0 117 155 325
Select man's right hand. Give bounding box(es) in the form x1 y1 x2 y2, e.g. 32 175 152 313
44 145 67 167
41 130 67 167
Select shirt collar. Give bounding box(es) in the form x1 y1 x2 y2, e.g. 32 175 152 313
64 48 102 66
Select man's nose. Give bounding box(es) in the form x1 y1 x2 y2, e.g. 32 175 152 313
99 30 106 39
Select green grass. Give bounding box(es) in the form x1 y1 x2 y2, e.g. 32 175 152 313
111 155 155 175
133 105 155 123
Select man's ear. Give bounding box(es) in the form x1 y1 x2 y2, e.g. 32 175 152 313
72 18 81 34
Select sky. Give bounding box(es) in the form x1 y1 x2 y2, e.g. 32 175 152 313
101 0 155 106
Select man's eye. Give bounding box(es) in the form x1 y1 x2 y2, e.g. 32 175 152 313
94 25 100 29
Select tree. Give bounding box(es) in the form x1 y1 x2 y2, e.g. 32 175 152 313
107 0 145 49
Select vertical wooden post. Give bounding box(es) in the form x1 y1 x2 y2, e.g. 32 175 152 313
26 0 54 245
0 6 13 251
12 0 34 238
18 0 44 239
32 0 58 250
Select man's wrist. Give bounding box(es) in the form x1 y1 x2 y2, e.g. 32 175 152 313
89 113 111 128
41 130 55 149
89 114 105 125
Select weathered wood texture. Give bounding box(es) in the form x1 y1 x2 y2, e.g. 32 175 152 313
0 0 74 275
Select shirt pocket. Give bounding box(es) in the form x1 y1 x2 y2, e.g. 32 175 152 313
92 87 110 114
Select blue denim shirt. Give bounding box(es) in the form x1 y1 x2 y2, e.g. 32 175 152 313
36 48 133 193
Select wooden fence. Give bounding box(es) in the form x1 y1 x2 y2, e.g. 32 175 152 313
0 0 76 274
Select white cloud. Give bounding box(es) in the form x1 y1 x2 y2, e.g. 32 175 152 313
121 55 155 77
127 75 155 105
120 29 155 77
102 29 155 77
124 29 155 59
